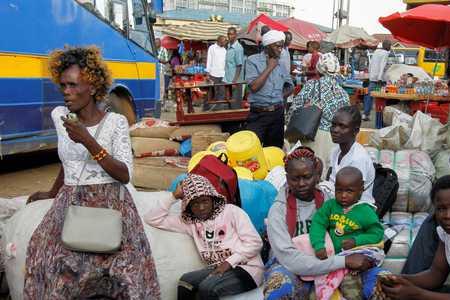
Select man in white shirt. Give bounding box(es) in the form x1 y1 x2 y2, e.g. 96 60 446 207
206 35 227 102
363 40 392 121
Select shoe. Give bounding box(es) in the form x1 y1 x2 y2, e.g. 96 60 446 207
362 114 370 121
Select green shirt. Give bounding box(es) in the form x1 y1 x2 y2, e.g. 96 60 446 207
310 199 384 253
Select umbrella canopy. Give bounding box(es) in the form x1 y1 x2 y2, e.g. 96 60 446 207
379 4 450 49
325 25 378 48
238 22 307 50
161 36 179 49
246 14 289 33
278 17 326 42
161 21 237 41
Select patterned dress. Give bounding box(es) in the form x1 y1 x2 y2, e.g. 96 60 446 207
23 107 160 299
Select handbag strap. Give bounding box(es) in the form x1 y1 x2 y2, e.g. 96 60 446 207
73 113 110 204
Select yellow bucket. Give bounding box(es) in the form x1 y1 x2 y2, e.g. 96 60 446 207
226 130 268 180
233 166 254 180
263 146 286 170
188 150 215 172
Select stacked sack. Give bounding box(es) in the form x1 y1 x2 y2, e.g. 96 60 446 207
130 118 225 190
381 212 428 273
366 147 435 213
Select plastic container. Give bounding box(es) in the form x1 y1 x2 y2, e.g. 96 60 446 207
226 131 268 179
233 167 254 180
263 146 286 170
187 150 215 172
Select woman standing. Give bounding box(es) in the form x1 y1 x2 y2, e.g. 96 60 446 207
287 53 350 172
24 46 160 299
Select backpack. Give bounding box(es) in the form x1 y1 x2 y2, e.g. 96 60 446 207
190 154 241 206
372 163 399 218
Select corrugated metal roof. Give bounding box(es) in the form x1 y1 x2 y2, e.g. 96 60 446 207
158 9 333 33
161 21 238 41
159 9 254 26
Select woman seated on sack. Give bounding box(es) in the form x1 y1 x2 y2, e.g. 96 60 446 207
379 175 450 300
24 46 160 299
328 105 376 205
286 52 350 172
264 146 376 299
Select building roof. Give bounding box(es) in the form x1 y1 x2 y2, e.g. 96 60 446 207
158 8 332 32
373 33 421 48
158 8 255 27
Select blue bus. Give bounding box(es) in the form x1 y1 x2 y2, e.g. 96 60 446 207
0 0 160 156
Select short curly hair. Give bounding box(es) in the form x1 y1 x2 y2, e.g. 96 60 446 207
48 46 112 102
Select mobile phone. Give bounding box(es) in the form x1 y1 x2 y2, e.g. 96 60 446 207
377 273 396 287
66 113 78 122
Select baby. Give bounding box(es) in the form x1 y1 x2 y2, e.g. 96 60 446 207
310 166 384 259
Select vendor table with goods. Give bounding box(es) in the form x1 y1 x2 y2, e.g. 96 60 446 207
170 79 249 125
371 91 450 128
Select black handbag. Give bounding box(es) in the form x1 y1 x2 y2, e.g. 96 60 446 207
285 81 322 142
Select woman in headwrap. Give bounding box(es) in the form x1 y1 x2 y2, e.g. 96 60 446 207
145 174 264 300
286 52 350 174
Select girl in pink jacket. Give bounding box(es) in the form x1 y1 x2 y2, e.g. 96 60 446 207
144 174 263 300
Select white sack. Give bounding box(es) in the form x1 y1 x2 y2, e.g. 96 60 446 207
2 188 263 300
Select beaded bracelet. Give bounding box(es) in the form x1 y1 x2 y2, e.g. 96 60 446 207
92 148 108 161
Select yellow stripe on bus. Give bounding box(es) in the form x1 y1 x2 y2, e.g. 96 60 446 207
0 53 156 80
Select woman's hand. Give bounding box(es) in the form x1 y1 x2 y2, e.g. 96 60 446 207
381 275 423 300
345 253 375 272
315 249 328 260
210 261 232 276
61 117 93 145
27 191 55 204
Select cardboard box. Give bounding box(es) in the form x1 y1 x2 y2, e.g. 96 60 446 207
133 157 188 190
357 128 377 146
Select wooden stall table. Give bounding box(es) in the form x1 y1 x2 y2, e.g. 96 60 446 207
371 91 450 128
170 81 249 125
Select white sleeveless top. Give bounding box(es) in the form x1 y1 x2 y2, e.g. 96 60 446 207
52 106 133 186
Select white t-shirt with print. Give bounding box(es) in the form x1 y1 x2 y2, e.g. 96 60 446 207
437 226 450 265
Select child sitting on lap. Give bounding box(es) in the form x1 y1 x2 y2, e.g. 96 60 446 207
309 166 384 299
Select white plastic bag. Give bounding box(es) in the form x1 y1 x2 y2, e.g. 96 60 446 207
369 124 411 151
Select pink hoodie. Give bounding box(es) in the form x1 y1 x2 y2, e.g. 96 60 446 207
144 174 264 286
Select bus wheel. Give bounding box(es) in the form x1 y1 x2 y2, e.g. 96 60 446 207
107 89 137 125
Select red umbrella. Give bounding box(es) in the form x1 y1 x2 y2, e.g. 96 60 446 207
278 17 326 42
379 4 450 49
161 36 179 50
247 14 289 33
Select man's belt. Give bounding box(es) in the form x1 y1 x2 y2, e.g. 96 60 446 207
250 103 283 113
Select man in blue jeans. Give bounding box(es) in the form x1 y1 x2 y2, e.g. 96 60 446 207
363 40 391 121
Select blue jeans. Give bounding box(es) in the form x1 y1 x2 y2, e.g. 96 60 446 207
363 81 378 115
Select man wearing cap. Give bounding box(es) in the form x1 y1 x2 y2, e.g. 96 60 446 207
245 30 294 148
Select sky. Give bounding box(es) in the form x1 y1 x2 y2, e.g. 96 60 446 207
294 0 406 34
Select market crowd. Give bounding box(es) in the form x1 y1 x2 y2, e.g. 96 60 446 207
18 29 450 300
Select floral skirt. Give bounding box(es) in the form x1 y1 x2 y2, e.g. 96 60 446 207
23 183 160 300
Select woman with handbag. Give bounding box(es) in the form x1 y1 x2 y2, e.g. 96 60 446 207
286 53 350 174
24 46 160 299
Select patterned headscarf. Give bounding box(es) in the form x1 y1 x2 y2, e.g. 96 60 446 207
317 52 340 76
181 174 226 224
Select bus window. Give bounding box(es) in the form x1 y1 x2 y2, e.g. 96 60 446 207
424 49 446 62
